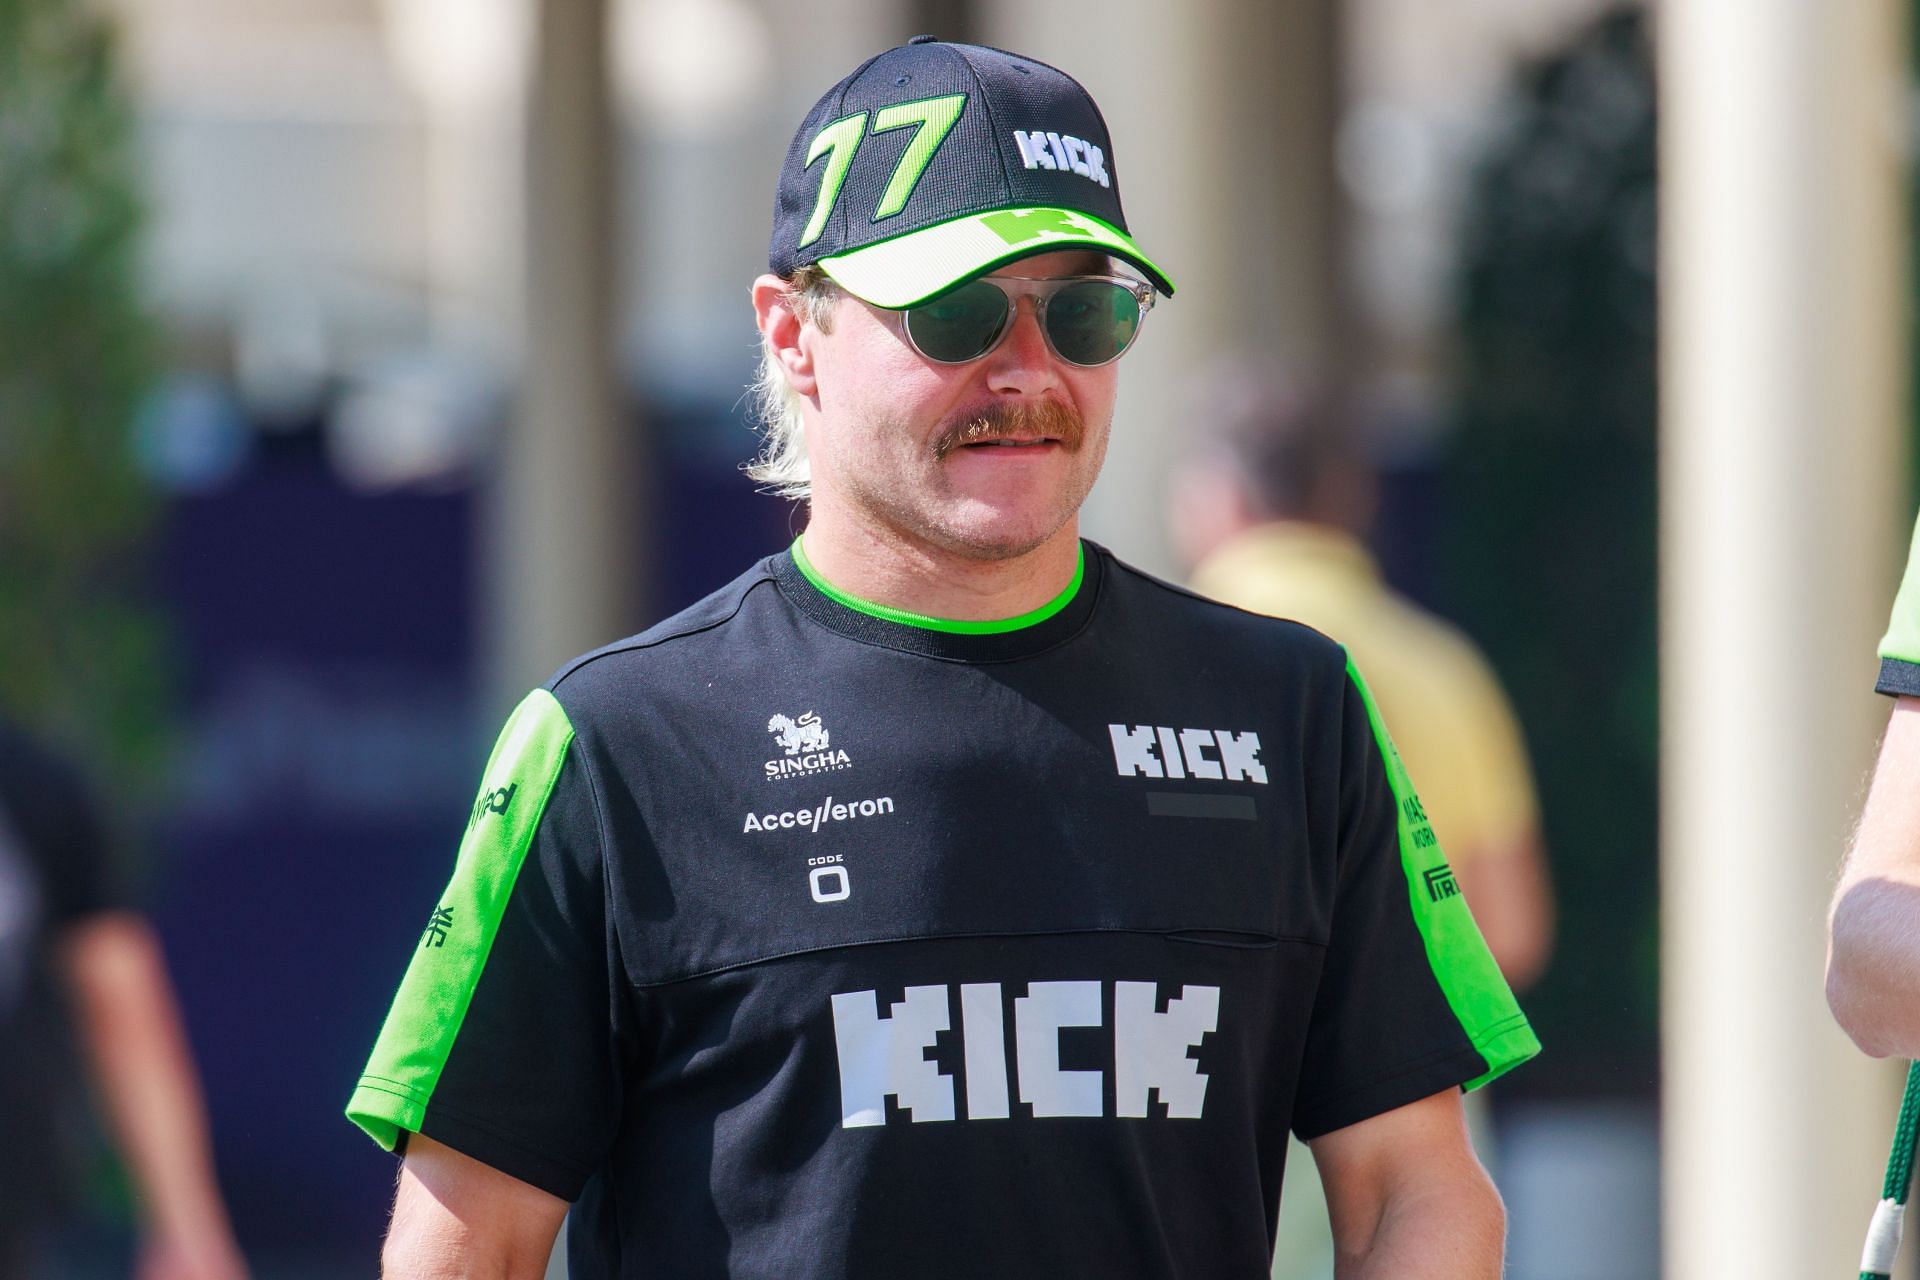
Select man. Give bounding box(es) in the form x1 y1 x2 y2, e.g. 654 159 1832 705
1829 512 1920 1057
1172 381 1554 1278
349 39 1538 1278
0 716 247 1279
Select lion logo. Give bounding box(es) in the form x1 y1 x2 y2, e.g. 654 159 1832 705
768 711 830 757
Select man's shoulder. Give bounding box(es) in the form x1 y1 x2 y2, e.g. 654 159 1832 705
542 554 784 716
1093 543 1350 671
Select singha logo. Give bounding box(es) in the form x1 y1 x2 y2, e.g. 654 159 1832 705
768 711 831 756
764 711 852 782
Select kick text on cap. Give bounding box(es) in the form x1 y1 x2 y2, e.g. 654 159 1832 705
1012 130 1111 188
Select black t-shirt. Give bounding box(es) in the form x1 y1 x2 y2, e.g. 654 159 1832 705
349 542 1537 1278
0 718 118 1217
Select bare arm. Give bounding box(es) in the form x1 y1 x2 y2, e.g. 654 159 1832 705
58 912 247 1280
383 1134 568 1280
1452 829 1555 993
1828 697 1920 1057
1310 1089 1505 1280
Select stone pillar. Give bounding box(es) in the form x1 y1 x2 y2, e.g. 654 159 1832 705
1660 0 1910 1271
486 0 640 705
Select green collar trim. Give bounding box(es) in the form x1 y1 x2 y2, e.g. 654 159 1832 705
789 536 1085 635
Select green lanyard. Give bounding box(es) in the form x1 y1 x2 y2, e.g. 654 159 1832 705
1862 1062 1920 1279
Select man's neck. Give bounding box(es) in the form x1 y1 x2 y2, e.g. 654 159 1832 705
797 512 1083 623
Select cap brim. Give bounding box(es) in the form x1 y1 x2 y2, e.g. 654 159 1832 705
817 206 1175 308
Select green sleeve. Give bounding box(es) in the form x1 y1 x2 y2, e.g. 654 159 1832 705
1877 512 1920 697
345 688 577 1150
1880 512 1920 663
1345 653 1541 1090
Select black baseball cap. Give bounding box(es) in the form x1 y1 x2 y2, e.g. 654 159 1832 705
769 36 1174 308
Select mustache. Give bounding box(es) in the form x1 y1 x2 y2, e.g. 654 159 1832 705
931 401 1085 459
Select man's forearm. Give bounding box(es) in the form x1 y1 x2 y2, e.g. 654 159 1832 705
382 1136 566 1280
1334 1171 1505 1280
1829 875 1920 1057
382 1212 551 1280
1828 701 1920 1057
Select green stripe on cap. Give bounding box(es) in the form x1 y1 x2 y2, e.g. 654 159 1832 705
792 534 1084 634
818 205 1174 308
1345 651 1541 1090
1881 511 1920 664
345 689 575 1150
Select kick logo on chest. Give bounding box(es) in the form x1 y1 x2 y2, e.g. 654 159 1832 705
830 979 1221 1127
1107 723 1267 783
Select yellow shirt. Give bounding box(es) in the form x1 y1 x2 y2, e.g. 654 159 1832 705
1192 523 1538 864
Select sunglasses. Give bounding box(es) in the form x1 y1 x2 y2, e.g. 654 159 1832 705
896 273 1157 368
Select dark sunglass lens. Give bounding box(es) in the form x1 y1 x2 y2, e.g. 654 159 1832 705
904 280 1009 362
1044 281 1141 366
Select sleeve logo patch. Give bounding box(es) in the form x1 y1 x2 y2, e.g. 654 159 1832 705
468 782 519 829
421 905 454 949
1423 865 1460 903
1400 795 1440 850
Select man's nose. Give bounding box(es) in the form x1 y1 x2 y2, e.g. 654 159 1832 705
984 297 1061 395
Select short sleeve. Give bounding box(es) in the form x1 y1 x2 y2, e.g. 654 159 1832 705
1290 653 1540 1142
1878 509 1920 696
346 689 622 1200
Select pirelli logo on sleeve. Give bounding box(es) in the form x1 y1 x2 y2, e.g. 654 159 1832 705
1423 864 1461 903
1107 724 1267 784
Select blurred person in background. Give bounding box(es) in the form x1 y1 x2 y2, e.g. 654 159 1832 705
0 716 246 1280
348 37 1536 1279
1829 512 1920 1058
1170 378 1554 1279
1172 380 1554 986
1 0 245 1272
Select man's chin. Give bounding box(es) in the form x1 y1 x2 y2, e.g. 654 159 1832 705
919 498 1078 562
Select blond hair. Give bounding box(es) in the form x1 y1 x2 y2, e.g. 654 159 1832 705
746 266 842 500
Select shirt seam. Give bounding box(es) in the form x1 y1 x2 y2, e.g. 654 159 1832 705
624 924 1322 989
548 571 775 690
354 1074 429 1106
1465 1011 1533 1048
571 733 636 1107
949 44 1014 194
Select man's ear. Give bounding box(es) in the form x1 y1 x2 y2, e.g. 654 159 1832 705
751 274 818 399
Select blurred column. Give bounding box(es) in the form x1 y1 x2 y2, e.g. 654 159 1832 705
488 0 642 703
1661 1 1909 1274
976 0 1346 576
908 0 974 43
383 0 531 363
